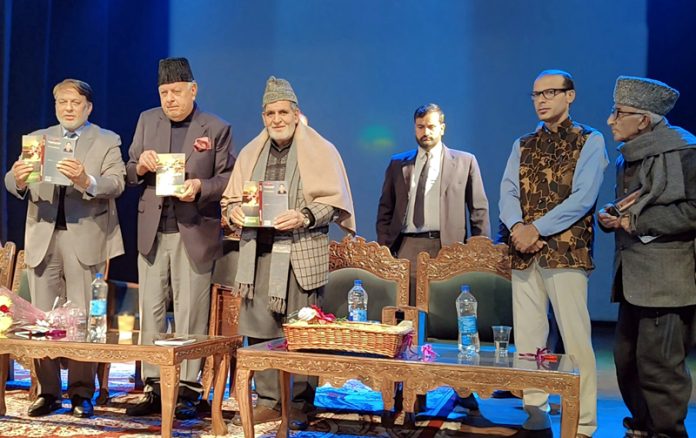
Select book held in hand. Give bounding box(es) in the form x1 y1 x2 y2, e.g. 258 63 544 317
43 136 75 186
241 180 289 227
156 153 186 196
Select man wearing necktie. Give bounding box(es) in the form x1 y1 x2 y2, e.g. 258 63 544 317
4 79 126 418
376 103 491 306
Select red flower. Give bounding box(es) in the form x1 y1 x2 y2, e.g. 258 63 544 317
309 305 336 323
0 304 9 314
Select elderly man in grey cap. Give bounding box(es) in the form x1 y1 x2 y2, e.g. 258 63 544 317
599 76 696 438
125 57 235 419
221 76 355 430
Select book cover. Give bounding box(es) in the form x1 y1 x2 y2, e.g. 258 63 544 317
241 181 289 227
42 136 75 186
259 181 289 227
241 181 261 227
155 153 186 196
21 135 44 184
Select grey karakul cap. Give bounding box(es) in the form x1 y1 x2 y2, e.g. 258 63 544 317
262 76 298 107
613 75 680 115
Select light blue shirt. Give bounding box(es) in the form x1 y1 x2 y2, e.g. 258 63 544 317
62 122 97 195
499 126 609 236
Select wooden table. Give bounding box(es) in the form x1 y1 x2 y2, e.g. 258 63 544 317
0 331 238 437
235 341 580 438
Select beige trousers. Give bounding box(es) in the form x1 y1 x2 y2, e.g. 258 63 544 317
512 263 597 437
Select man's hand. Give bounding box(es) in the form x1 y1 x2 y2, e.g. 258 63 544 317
229 206 246 227
136 150 158 176
11 160 34 191
176 178 201 202
521 239 545 254
598 206 627 230
511 223 540 253
57 158 91 190
274 209 306 231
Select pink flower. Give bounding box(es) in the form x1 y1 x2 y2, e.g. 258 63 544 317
193 136 212 152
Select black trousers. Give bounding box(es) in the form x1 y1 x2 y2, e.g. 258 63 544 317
614 300 695 437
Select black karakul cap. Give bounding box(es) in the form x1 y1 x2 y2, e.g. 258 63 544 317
158 57 194 86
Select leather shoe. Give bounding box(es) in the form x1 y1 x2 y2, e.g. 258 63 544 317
231 405 281 426
175 399 198 420
71 395 94 418
27 394 62 417
288 408 310 431
126 392 161 416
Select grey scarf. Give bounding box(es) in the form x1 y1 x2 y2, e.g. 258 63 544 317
619 119 696 222
234 139 300 314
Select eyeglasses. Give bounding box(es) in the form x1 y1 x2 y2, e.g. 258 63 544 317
530 88 572 100
609 107 648 119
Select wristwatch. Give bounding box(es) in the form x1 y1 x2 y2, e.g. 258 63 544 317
302 213 311 228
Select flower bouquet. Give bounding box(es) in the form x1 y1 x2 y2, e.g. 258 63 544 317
0 287 47 335
282 305 413 357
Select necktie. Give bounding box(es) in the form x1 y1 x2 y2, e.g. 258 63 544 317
413 152 429 228
56 132 77 229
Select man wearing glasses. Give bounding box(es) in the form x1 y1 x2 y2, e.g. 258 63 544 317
598 76 696 438
500 70 608 437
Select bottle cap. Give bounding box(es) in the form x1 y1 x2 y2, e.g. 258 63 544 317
95 273 104 280
460 284 470 292
354 279 362 286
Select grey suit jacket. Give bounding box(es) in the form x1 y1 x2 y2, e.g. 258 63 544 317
4 123 125 268
376 145 490 252
125 106 234 266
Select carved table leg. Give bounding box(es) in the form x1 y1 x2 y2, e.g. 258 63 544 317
211 352 229 435
235 367 254 438
401 384 418 427
159 364 180 438
560 386 580 438
277 370 291 438
0 354 8 416
201 356 214 400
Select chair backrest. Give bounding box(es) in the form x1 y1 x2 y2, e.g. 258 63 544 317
323 235 409 322
11 249 31 302
0 241 16 290
415 236 512 344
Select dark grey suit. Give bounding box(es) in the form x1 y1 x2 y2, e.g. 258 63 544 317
126 106 234 397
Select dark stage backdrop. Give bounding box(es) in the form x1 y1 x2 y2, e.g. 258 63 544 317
2 0 695 321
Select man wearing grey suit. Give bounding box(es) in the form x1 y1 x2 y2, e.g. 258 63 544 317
599 76 696 438
221 76 355 430
376 103 491 306
5 79 125 418
125 58 234 419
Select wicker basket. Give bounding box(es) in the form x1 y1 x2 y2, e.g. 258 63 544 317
282 321 413 358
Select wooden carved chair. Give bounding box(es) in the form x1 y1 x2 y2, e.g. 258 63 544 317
11 249 112 404
0 241 16 290
415 236 513 346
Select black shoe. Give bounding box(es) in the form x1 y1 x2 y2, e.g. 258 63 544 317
623 417 650 437
175 399 198 420
71 395 94 418
455 394 479 411
27 394 62 417
288 408 309 431
126 392 161 416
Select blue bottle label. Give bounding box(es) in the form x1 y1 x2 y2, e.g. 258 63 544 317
349 309 367 322
458 315 477 335
90 299 106 317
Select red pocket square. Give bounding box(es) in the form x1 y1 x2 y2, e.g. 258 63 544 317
193 137 212 152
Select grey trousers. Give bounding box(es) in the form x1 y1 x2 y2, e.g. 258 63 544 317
397 235 441 306
28 230 103 399
237 246 322 410
138 232 213 400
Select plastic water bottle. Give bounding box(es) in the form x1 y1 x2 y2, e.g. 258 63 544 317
456 284 480 355
88 273 108 341
347 280 368 322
